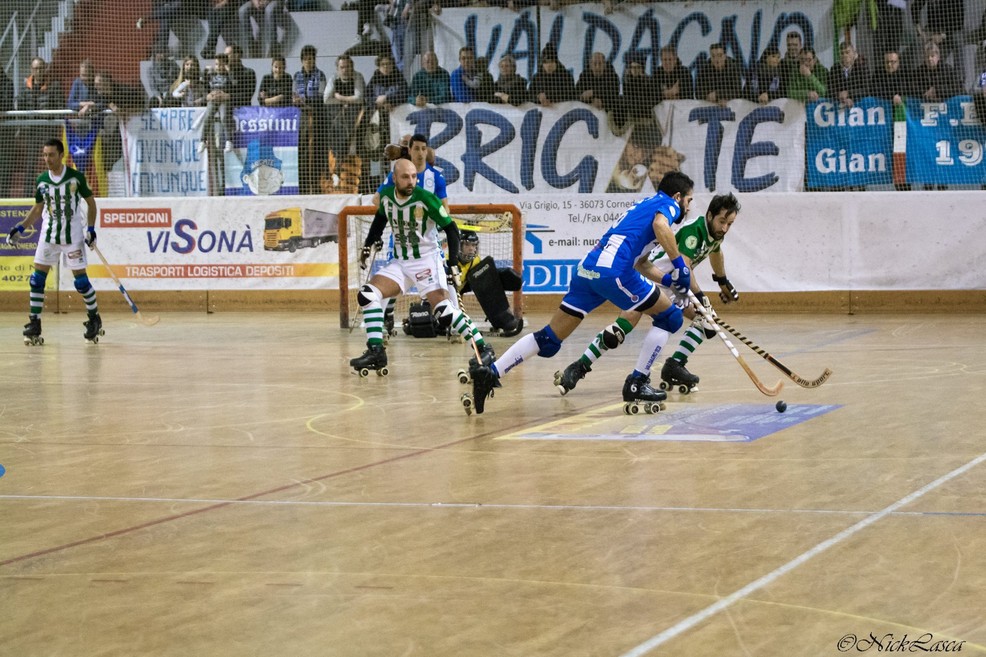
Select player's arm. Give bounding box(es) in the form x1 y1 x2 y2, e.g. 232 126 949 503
7 203 43 244
358 207 388 270
84 194 98 247
709 250 739 303
652 213 691 293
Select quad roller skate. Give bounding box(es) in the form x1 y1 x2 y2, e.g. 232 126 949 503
553 359 591 396
382 309 397 342
463 364 499 415
660 357 699 394
23 316 43 346
350 344 389 377
458 343 495 384
622 372 666 415
83 313 104 344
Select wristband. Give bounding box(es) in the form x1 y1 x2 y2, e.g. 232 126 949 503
671 255 685 270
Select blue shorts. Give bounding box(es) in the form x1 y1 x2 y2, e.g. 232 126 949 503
560 264 659 319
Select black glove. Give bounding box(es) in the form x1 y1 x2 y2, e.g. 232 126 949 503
85 226 97 248
6 224 25 246
712 274 738 304
359 240 383 270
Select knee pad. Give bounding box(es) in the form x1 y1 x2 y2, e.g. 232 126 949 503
357 284 382 308
534 325 562 358
601 322 626 350
73 274 92 293
652 305 684 334
433 299 454 330
29 270 48 292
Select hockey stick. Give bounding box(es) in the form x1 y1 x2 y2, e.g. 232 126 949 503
688 292 783 397
91 245 160 327
715 319 833 389
349 242 380 333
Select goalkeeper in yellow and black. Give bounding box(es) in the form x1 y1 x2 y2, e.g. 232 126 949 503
455 230 524 337
349 158 494 375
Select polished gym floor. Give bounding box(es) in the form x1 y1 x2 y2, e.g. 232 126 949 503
1 310 984 657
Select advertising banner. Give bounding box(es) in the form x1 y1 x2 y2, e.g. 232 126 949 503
125 108 210 197
0 201 41 292
224 106 301 196
805 97 894 189
905 96 986 186
84 195 358 290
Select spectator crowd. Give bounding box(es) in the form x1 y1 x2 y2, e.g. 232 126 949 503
1 0 984 197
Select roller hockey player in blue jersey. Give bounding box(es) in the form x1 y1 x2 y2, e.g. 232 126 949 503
466 171 695 414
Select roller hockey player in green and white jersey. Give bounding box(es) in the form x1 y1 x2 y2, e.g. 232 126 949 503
349 158 492 377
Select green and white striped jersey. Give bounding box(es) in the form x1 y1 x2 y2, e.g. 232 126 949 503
377 184 453 261
649 213 722 272
35 166 93 245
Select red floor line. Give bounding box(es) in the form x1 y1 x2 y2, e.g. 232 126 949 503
0 413 555 568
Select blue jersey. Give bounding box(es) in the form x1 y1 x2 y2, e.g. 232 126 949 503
378 163 448 200
581 192 681 275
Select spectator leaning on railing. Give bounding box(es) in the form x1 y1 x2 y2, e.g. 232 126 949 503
408 51 451 107
492 54 528 106
788 47 827 103
827 41 868 108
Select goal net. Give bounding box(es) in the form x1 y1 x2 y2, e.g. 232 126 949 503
338 204 523 332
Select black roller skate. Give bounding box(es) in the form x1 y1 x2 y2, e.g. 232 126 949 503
23 316 43 346
660 357 699 394
83 313 104 343
383 308 396 340
622 372 666 415
463 364 499 415
553 359 591 396
458 343 495 384
350 343 389 377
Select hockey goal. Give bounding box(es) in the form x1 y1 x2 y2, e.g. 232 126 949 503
338 204 523 331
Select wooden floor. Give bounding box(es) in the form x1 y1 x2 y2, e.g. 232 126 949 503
1 310 984 657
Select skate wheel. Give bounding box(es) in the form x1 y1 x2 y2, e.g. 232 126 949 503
556 384 568 396
359 368 370 378
99 329 105 336
659 381 670 391
377 367 389 376
461 393 473 415
644 403 659 414
678 385 689 394
457 369 469 385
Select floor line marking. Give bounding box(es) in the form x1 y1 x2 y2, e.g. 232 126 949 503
617 450 986 657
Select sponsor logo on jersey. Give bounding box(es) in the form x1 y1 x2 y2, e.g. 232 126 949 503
415 268 432 281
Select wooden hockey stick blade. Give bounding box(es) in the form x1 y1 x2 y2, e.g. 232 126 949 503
717 319 832 388
134 310 160 326
688 292 782 397
735 353 784 396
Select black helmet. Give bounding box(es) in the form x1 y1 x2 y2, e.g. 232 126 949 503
458 230 479 264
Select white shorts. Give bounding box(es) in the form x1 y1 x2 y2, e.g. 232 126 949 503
35 241 89 270
376 251 447 297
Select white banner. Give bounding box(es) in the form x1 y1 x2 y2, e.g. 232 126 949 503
392 99 805 195
655 99 807 194
432 2 834 84
77 194 359 291
124 108 210 198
